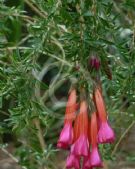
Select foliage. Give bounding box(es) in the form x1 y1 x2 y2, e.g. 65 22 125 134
0 0 135 168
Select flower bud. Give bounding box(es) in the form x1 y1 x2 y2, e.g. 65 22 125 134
89 56 100 70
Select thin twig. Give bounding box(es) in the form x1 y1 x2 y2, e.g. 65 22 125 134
18 35 31 46
0 13 34 23
24 0 47 19
33 119 47 169
1 147 27 169
41 50 94 84
0 110 9 116
34 119 46 150
111 120 135 156
0 47 32 51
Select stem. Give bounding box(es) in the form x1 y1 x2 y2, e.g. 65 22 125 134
34 119 46 151
76 2 85 60
1 147 27 169
34 119 47 169
0 47 32 51
0 110 9 116
24 0 47 19
111 120 135 157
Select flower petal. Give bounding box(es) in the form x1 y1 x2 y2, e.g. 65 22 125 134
66 153 80 169
72 135 89 157
98 121 115 143
91 146 103 168
83 153 92 169
57 123 73 149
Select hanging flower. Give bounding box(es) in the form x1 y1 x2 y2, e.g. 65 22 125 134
82 153 92 169
90 112 103 168
73 107 81 143
88 119 91 144
57 89 77 149
82 119 92 169
72 101 89 157
98 121 115 143
66 153 80 169
91 146 102 168
57 122 73 149
94 88 115 144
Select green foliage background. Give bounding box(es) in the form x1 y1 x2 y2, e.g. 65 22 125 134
0 0 135 169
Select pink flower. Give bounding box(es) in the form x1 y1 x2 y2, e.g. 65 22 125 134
98 121 115 143
73 134 89 157
83 153 92 169
91 146 103 168
57 122 73 149
57 89 77 149
90 112 103 168
66 153 80 169
94 88 115 144
72 101 89 157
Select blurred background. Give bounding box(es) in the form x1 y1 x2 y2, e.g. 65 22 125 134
0 0 135 169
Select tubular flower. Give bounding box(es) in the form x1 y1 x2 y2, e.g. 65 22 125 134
83 153 92 169
91 112 103 168
57 86 115 169
73 105 81 143
94 88 115 143
88 119 91 144
82 120 92 169
66 153 80 169
72 101 89 157
57 122 73 149
57 89 77 149
98 121 115 143
91 147 102 168
64 89 77 123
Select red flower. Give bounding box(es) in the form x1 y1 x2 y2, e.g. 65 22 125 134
98 121 115 143
66 153 80 169
57 89 77 149
72 101 89 157
83 153 92 169
64 89 77 123
90 112 103 167
94 88 115 143
57 122 73 149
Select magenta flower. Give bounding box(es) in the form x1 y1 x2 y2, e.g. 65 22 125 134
72 101 89 157
82 153 92 169
57 89 77 149
72 134 89 157
66 153 80 169
98 121 115 143
90 112 103 168
91 146 103 168
94 88 115 144
57 122 73 149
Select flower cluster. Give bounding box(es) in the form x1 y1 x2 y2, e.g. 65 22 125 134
57 88 115 169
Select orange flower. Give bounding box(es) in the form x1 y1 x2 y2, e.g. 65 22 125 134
91 112 98 146
72 101 89 157
57 89 77 149
64 89 77 123
94 87 107 122
94 87 115 143
91 112 103 167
